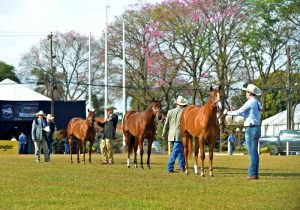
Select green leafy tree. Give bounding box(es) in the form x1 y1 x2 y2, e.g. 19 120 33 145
0 61 20 82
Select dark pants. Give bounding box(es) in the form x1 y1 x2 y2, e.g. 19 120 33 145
47 136 52 156
19 143 26 154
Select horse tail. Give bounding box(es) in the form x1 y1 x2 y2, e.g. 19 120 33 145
129 135 135 154
55 130 67 140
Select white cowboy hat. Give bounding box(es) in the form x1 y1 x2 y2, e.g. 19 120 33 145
105 106 117 110
174 95 188 106
46 114 54 120
242 84 262 96
35 110 45 116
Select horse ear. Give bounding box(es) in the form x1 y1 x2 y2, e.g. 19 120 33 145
88 108 90 112
218 86 221 91
152 97 155 102
210 86 213 91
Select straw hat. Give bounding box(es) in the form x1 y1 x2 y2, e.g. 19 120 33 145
174 96 188 106
35 110 45 116
105 106 117 110
242 84 262 96
46 114 54 120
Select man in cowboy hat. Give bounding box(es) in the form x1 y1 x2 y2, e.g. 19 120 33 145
45 114 56 159
224 84 262 180
31 110 50 163
162 95 188 173
97 106 118 165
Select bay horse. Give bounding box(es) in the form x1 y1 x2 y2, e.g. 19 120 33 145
180 86 223 176
123 98 162 169
58 109 96 164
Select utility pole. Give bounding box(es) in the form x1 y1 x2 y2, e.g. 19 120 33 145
286 45 291 130
48 32 55 116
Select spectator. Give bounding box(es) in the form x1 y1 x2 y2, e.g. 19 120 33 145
18 132 27 154
227 130 236 155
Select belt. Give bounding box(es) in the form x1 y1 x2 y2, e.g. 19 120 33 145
244 125 260 128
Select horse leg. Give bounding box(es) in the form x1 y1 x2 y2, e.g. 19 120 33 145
139 138 144 169
208 142 215 177
77 140 81 164
126 134 133 168
182 133 189 175
89 140 93 164
194 137 200 175
146 139 153 169
82 140 86 164
199 138 205 177
133 144 138 168
69 138 73 164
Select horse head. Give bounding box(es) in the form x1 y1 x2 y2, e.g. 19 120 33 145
151 97 162 120
87 109 96 127
209 86 223 112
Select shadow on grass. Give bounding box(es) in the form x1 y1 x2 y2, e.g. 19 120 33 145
260 172 300 177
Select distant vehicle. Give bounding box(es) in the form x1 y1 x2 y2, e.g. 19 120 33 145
278 130 300 155
259 130 300 155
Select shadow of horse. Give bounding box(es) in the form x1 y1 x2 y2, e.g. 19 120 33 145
123 98 162 169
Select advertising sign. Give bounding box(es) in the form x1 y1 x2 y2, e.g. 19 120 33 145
0 141 18 154
1 102 39 121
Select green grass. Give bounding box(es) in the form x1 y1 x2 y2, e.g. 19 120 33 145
0 153 299 210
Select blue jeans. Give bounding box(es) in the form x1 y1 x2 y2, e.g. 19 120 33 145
167 141 185 172
245 127 261 177
19 143 25 154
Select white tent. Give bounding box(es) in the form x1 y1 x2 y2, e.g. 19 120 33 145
261 103 300 137
0 78 51 101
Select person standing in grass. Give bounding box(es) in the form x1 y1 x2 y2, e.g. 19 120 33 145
227 130 236 155
224 84 262 180
18 132 27 154
31 110 50 163
97 106 118 165
162 96 188 173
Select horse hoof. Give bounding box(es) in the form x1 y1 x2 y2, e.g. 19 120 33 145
134 165 138 168
127 165 130 168
201 174 205 177
140 166 144 170
210 174 214 177
195 172 200 175
185 172 189 175
147 166 151 169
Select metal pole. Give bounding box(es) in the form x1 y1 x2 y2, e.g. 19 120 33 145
104 5 110 119
49 32 54 116
89 32 92 111
286 45 291 130
122 21 126 146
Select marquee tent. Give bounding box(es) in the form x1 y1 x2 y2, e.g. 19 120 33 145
0 78 51 101
261 103 300 137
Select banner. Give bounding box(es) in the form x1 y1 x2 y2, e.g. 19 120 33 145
0 140 18 154
1 101 39 121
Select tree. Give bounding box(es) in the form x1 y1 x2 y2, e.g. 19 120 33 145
0 61 20 82
19 31 103 103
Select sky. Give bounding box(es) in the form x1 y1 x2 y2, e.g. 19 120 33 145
0 0 161 71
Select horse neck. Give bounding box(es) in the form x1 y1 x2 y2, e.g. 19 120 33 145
203 97 217 117
85 117 92 129
142 106 156 124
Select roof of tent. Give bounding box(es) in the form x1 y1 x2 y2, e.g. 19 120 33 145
261 103 300 136
0 78 51 101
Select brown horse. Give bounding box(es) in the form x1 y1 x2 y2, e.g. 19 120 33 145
180 86 223 176
123 98 162 169
58 109 96 164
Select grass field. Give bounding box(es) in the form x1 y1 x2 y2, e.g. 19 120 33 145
0 153 299 210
